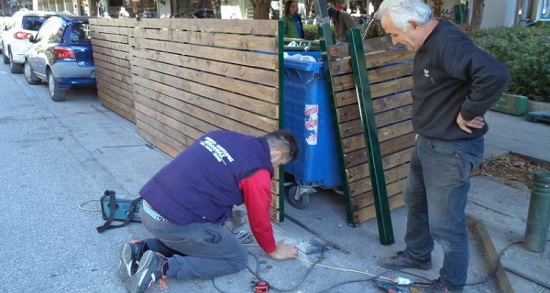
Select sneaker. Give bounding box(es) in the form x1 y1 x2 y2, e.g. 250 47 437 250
129 250 168 293
377 251 431 270
119 240 147 282
417 278 463 292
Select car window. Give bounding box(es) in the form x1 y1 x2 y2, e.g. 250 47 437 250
35 18 63 43
22 15 50 31
69 23 91 43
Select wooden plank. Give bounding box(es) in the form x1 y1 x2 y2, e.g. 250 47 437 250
130 38 277 70
92 45 130 60
348 164 410 197
123 18 278 36
132 57 278 104
132 48 277 87
131 73 278 132
136 124 182 157
136 112 189 149
98 87 135 122
336 103 412 127
89 23 131 35
90 32 129 43
133 82 274 136
344 149 412 184
378 120 414 143
351 179 406 208
91 38 130 52
134 88 226 138
362 35 394 53
370 76 413 98
353 192 405 223
374 104 413 128
331 62 413 92
94 51 131 68
366 50 415 69
132 27 277 52
367 62 413 83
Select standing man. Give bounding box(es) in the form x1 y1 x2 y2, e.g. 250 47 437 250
119 130 299 293
327 6 357 43
374 0 510 292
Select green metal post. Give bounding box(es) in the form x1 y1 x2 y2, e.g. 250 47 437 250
346 28 394 245
315 0 356 225
523 170 550 253
278 19 286 222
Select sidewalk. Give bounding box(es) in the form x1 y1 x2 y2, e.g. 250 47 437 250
1 61 548 292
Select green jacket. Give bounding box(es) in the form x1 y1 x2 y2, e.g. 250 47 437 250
281 14 303 38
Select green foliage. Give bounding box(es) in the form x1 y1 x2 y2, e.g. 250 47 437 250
303 24 319 40
471 25 550 102
303 21 385 41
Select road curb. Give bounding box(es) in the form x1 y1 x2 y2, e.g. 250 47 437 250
467 215 515 293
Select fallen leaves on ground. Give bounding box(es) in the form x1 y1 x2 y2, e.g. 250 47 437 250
479 153 550 187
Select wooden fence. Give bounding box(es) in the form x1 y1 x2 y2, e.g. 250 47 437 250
89 18 414 226
89 18 285 220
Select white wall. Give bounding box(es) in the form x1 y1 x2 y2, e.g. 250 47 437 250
480 0 518 27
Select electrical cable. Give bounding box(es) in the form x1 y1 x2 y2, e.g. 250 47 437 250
211 249 326 293
78 198 101 211
362 17 376 40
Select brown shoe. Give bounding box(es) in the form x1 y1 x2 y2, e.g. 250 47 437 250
377 251 431 270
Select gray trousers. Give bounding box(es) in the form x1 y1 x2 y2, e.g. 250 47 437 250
141 210 248 280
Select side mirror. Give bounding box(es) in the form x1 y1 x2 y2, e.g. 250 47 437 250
28 35 35 43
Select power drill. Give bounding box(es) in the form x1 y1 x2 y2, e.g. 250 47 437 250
373 280 407 293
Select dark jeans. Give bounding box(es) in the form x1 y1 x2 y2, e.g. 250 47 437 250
403 136 483 287
141 209 247 280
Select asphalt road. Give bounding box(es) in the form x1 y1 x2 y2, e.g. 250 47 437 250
0 63 171 292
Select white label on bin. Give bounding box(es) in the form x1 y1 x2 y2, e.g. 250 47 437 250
305 104 318 145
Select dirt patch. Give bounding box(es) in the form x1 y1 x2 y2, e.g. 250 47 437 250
478 152 550 189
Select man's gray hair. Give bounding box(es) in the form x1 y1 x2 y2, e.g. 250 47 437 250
374 0 433 32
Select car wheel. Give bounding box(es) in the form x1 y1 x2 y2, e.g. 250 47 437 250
24 61 41 85
9 53 23 74
48 72 67 102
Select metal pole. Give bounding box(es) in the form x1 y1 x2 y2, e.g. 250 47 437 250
523 170 550 253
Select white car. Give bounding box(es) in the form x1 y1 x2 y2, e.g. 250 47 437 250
1 10 57 73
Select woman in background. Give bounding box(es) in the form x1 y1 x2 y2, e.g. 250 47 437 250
281 0 304 38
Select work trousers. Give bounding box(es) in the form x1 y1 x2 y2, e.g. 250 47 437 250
141 210 248 280
403 135 483 287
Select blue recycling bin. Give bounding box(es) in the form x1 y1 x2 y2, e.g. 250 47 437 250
283 52 342 190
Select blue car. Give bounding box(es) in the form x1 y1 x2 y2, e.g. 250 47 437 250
24 14 95 101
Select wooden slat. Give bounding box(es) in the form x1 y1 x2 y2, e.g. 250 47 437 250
131 48 277 87
130 38 277 70
353 192 405 224
132 56 278 104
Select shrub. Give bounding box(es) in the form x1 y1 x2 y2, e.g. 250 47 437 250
471 25 550 102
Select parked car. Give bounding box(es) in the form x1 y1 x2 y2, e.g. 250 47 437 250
0 14 12 52
24 14 96 101
1 9 58 73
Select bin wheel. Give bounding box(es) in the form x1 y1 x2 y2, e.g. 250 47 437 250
286 185 310 210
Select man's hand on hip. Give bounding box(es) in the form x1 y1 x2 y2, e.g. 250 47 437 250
457 113 485 133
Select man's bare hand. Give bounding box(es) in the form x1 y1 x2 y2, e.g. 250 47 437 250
457 113 485 133
269 239 298 260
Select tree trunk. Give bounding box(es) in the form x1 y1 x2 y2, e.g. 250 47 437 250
372 0 383 13
251 0 271 19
